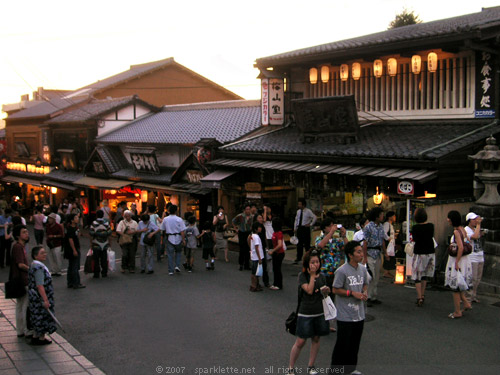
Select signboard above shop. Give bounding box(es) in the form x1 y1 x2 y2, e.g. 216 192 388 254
261 78 284 126
397 180 414 195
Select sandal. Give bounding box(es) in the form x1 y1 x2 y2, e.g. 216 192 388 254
448 313 462 319
416 298 424 307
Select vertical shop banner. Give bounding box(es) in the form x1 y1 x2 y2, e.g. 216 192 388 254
475 51 496 118
261 79 269 125
269 78 284 125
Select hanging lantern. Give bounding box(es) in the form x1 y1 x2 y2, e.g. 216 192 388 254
352 63 361 81
411 55 422 74
373 59 383 78
50 187 58 194
309 68 318 84
340 64 349 81
321 66 330 83
387 58 398 77
427 52 438 73
373 186 383 205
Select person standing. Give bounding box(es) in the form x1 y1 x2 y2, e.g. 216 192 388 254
411 208 435 307
464 212 485 304
362 207 387 306
137 214 160 274
232 203 253 271
161 204 186 276
184 216 199 272
0 208 12 268
116 210 138 273
147 205 163 262
45 213 64 276
33 206 46 245
287 250 330 375
213 206 229 263
263 205 274 252
269 217 285 290
89 210 113 278
382 211 397 279
10 225 32 338
100 199 111 222
249 222 263 292
445 210 473 319
28 246 57 345
64 214 85 289
293 199 317 264
331 241 369 375
199 221 216 271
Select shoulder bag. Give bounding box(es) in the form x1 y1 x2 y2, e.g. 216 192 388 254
118 224 133 246
285 285 303 335
448 229 472 257
143 223 156 246
404 242 414 257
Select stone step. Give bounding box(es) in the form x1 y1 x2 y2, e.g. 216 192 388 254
477 279 500 296
484 242 500 256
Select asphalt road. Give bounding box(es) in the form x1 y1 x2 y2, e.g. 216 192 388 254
1 228 500 375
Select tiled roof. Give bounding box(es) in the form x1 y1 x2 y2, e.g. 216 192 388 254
111 168 174 185
256 6 500 66
96 146 129 173
7 96 88 120
220 120 500 161
46 96 146 124
97 100 261 145
45 169 84 183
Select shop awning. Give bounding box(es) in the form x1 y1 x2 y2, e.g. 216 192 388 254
1 176 43 186
200 170 237 189
209 158 437 183
135 182 210 195
73 176 133 189
41 179 78 191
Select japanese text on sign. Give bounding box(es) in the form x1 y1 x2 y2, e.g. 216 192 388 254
397 180 414 195
131 153 160 174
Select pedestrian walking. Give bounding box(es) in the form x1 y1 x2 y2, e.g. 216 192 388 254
199 221 216 270
28 246 57 345
445 210 473 319
331 241 368 375
464 212 485 304
64 213 85 289
137 214 160 274
287 249 330 375
232 203 253 271
249 222 263 292
269 217 285 290
89 210 113 278
184 216 199 272
410 208 435 307
45 213 64 276
161 204 186 276
362 207 387 306
0 208 13 268
213 206 229 262
293 198 317 264
116 210 139 273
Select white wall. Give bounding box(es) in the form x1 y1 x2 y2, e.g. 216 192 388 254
97 104 152 137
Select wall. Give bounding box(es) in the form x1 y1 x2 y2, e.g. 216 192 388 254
98 104 152 137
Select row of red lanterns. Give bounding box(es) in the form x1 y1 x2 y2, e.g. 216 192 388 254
310 52 438 84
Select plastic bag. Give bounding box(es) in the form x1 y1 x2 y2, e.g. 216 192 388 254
322 295 337 320
360 263 372 284
107 250 116 273
256 263 263 277
456 270 469 291
386 239 395 256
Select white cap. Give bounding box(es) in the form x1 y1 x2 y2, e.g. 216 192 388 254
466 212 479 221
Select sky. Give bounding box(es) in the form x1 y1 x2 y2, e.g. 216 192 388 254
1 0 500 121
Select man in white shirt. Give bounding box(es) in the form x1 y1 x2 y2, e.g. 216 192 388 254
465 212 484 303
293 198 317 264
161 205 186 275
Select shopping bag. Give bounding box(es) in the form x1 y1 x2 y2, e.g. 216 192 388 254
433 237 438 249
387 239 395 256
322 295 337 320
404 242 414 257
360 263 372 284
107 250 116 273
84 249 94 274
456 270 469 291
256 263 263 277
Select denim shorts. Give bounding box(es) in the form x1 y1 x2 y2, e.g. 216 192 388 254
296 315 329 339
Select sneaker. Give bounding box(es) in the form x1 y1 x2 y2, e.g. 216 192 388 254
285 368 295 375
269 285 280 290
351 371 363 375
187 267 192 273
307 367 319 375
169 272 174 276
175 267 181 273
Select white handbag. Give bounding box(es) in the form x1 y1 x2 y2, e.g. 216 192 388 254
404 242 414 257
386 239 396 256
322 295 337 320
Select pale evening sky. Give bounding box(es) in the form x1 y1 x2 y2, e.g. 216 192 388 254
1 0 499 121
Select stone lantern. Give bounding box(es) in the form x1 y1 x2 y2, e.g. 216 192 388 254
468 135 500 206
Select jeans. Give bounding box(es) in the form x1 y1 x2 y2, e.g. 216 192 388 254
141 244 154 272
331 320 364 374
67 250 81 287
34 229 44 245
296 226 311 262
271 252 285 289
47 246 63 274
92 246 108 277
367 253 382 300
166 241 183 273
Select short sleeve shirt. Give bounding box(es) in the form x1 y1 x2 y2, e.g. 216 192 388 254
185 225 200 249
333 263 368 322
138 220 158 246
297 272 327 316
161 215 186 245
10 242 28 286
250 234 263 260
271 231 285 254
315 233 344 276
65 225 80 251
363 221 385 259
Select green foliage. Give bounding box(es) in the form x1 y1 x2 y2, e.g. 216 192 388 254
388 8 422 29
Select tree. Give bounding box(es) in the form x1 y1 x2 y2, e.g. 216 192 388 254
388 8 422 29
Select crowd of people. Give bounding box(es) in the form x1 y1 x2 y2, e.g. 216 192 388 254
1 196 486 373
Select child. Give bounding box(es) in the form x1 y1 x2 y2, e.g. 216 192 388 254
184 216 199 272
249 221 264 292
198 221 216 270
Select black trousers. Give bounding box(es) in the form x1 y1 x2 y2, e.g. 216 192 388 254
271 252 285 289
238 231 250 269
331 320 364 374
296 226 311 262
0 235 11 267
92 246 108 277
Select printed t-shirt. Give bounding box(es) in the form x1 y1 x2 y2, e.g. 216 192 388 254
333 262 368 322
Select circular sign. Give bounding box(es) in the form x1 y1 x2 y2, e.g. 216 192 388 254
397 180 414 195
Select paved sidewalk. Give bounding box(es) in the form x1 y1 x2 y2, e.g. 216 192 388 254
0 287 105 375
